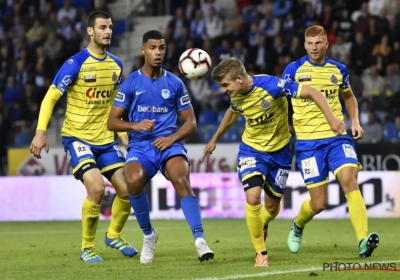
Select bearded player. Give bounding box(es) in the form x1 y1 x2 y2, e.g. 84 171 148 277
30 11 137 262
282 25 379 257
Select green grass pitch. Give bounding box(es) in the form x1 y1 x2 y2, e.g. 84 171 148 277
0 219 399 280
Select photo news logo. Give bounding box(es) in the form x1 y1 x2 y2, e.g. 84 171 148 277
323 262 400 272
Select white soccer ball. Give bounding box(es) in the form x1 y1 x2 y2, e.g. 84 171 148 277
178 48 212 80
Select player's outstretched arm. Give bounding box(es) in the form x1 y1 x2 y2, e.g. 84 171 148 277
107 106 155 132
299 85 346 135
200 109 240 162
341 89 364 139
30 88 62 159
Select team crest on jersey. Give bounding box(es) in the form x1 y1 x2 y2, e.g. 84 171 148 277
330 74 338 84
299 75 312 82
161 89 170 99
260 99 271 109
112 72 118 82
84 75 96 83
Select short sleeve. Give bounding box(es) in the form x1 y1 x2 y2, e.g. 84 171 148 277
338 64 351 92
51 58 80 95
266 76 301 99
176 79 192 112
113 76 135 109
281 62 297 82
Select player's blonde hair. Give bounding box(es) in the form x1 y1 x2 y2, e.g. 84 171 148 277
211 57 247 82
305 25 327 38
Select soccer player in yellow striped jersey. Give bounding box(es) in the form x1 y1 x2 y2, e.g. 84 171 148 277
201 57 345 267
282 25 379 258
30 11 138 262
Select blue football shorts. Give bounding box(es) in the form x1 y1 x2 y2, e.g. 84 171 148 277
237 142 291 198
61 136 125 176
125 140 189 183
295 135 362 188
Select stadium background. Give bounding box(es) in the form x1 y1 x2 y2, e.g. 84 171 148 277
0 0 399 222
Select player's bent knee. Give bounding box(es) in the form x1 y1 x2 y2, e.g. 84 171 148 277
310 198 327 213
340 176 359 194
82 169 106 203
264 198 281 213
124 173 146 195
170 176 192 197
243 175 264 205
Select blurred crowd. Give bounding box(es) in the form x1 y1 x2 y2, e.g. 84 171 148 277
139 0 400 145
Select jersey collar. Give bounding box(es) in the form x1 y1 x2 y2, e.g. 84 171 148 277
306 55 327 66
86 48 107 61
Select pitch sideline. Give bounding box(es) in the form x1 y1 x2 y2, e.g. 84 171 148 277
192 260 400 280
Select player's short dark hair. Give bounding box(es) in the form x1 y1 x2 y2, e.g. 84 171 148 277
86 11 111 28
142 30 165 44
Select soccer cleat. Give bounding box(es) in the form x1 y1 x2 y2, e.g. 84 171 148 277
105 233 138 257
287 218 303 253
359 232 379 257
140 229 159 264
80 247 104 263
195 238 214 262
254 253 269 267
263 225 268 242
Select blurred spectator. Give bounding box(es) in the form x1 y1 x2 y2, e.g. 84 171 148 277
43 32 63 64
361 66 384 98
205 6 223 39
57 0 77 23
358 113 383 143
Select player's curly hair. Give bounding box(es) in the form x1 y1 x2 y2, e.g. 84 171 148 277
305 25 327 37
211 57 247 82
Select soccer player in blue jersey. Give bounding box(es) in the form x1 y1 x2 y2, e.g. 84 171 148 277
30 11 137 262
201 57 345 267
107 30 214 264
282 25 379 257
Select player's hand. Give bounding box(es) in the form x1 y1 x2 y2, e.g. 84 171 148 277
30 130 50 159
329 118 346 136
351 122 364 140
200 140 217 162
152 136 175 151
134 119 155 132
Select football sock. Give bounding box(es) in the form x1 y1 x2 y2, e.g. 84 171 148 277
346 190 368 242
181 195 204 240
295 199 316 228
261 203 281 226
128 191 153 236
81 198 101 250
107 196 132 239
245 203 266 253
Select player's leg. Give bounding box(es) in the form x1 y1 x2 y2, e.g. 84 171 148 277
329 137 379 257
162 150 214 262
288 141 329 253
62 137 105 262
236 143 273 267
124 145 159 264
96 142 137 257
256 145 290 266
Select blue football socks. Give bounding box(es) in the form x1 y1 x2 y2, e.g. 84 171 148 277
128 191 153 236
181 195 204 240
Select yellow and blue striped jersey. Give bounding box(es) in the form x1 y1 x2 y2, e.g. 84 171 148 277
51 48 123 145
230 75 302 152
282 56 351 140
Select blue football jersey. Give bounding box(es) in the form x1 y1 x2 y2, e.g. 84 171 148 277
113 68 192 145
